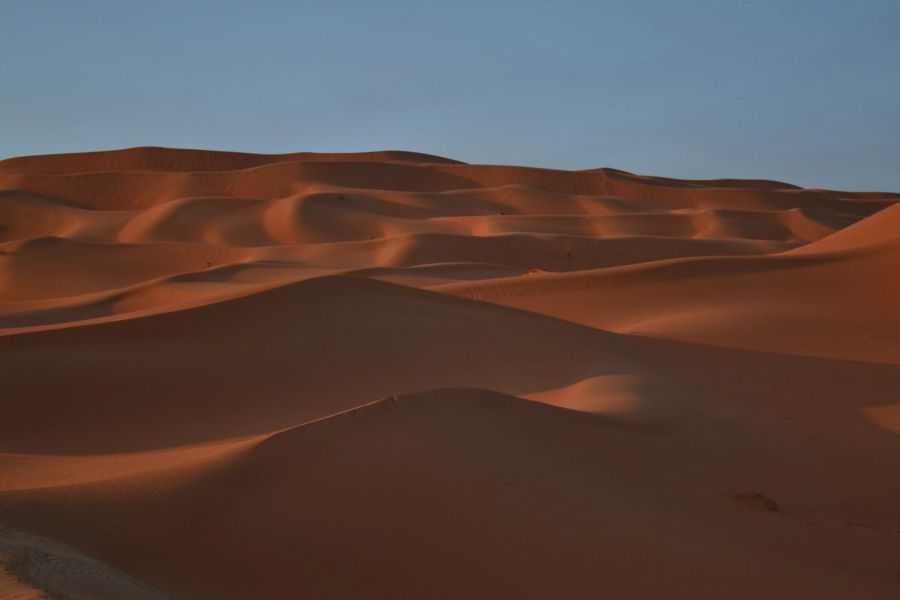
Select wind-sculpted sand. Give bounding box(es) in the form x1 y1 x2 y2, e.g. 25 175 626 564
1 147 898 598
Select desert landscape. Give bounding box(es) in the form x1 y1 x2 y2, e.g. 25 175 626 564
0 146 899 598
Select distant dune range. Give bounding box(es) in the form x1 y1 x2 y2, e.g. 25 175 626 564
1 147 899 599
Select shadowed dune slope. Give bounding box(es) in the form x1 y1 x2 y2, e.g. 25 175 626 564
1 148 899 599
0 275 644 453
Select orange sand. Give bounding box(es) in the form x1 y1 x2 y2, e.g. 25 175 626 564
1 147 899 598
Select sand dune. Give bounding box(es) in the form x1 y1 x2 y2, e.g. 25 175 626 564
444 202 900 363
1 147 898 598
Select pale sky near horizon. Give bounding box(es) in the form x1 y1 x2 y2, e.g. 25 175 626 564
1 0 898 190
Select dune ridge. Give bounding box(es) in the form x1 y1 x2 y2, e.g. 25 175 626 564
1 147 899 599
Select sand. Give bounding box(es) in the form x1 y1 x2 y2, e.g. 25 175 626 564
0 147 898 598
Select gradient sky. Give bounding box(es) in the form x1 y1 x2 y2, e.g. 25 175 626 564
2 0 899 190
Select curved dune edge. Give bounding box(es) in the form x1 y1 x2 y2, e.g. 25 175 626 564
1 148 900 599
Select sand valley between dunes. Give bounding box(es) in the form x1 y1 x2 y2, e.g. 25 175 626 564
1 147 899 599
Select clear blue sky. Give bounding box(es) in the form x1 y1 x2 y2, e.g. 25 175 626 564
2 0 899 190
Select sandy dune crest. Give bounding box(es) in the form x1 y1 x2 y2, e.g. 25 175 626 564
1 147 898 598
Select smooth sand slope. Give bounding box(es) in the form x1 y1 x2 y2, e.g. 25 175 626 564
1 147 899 599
